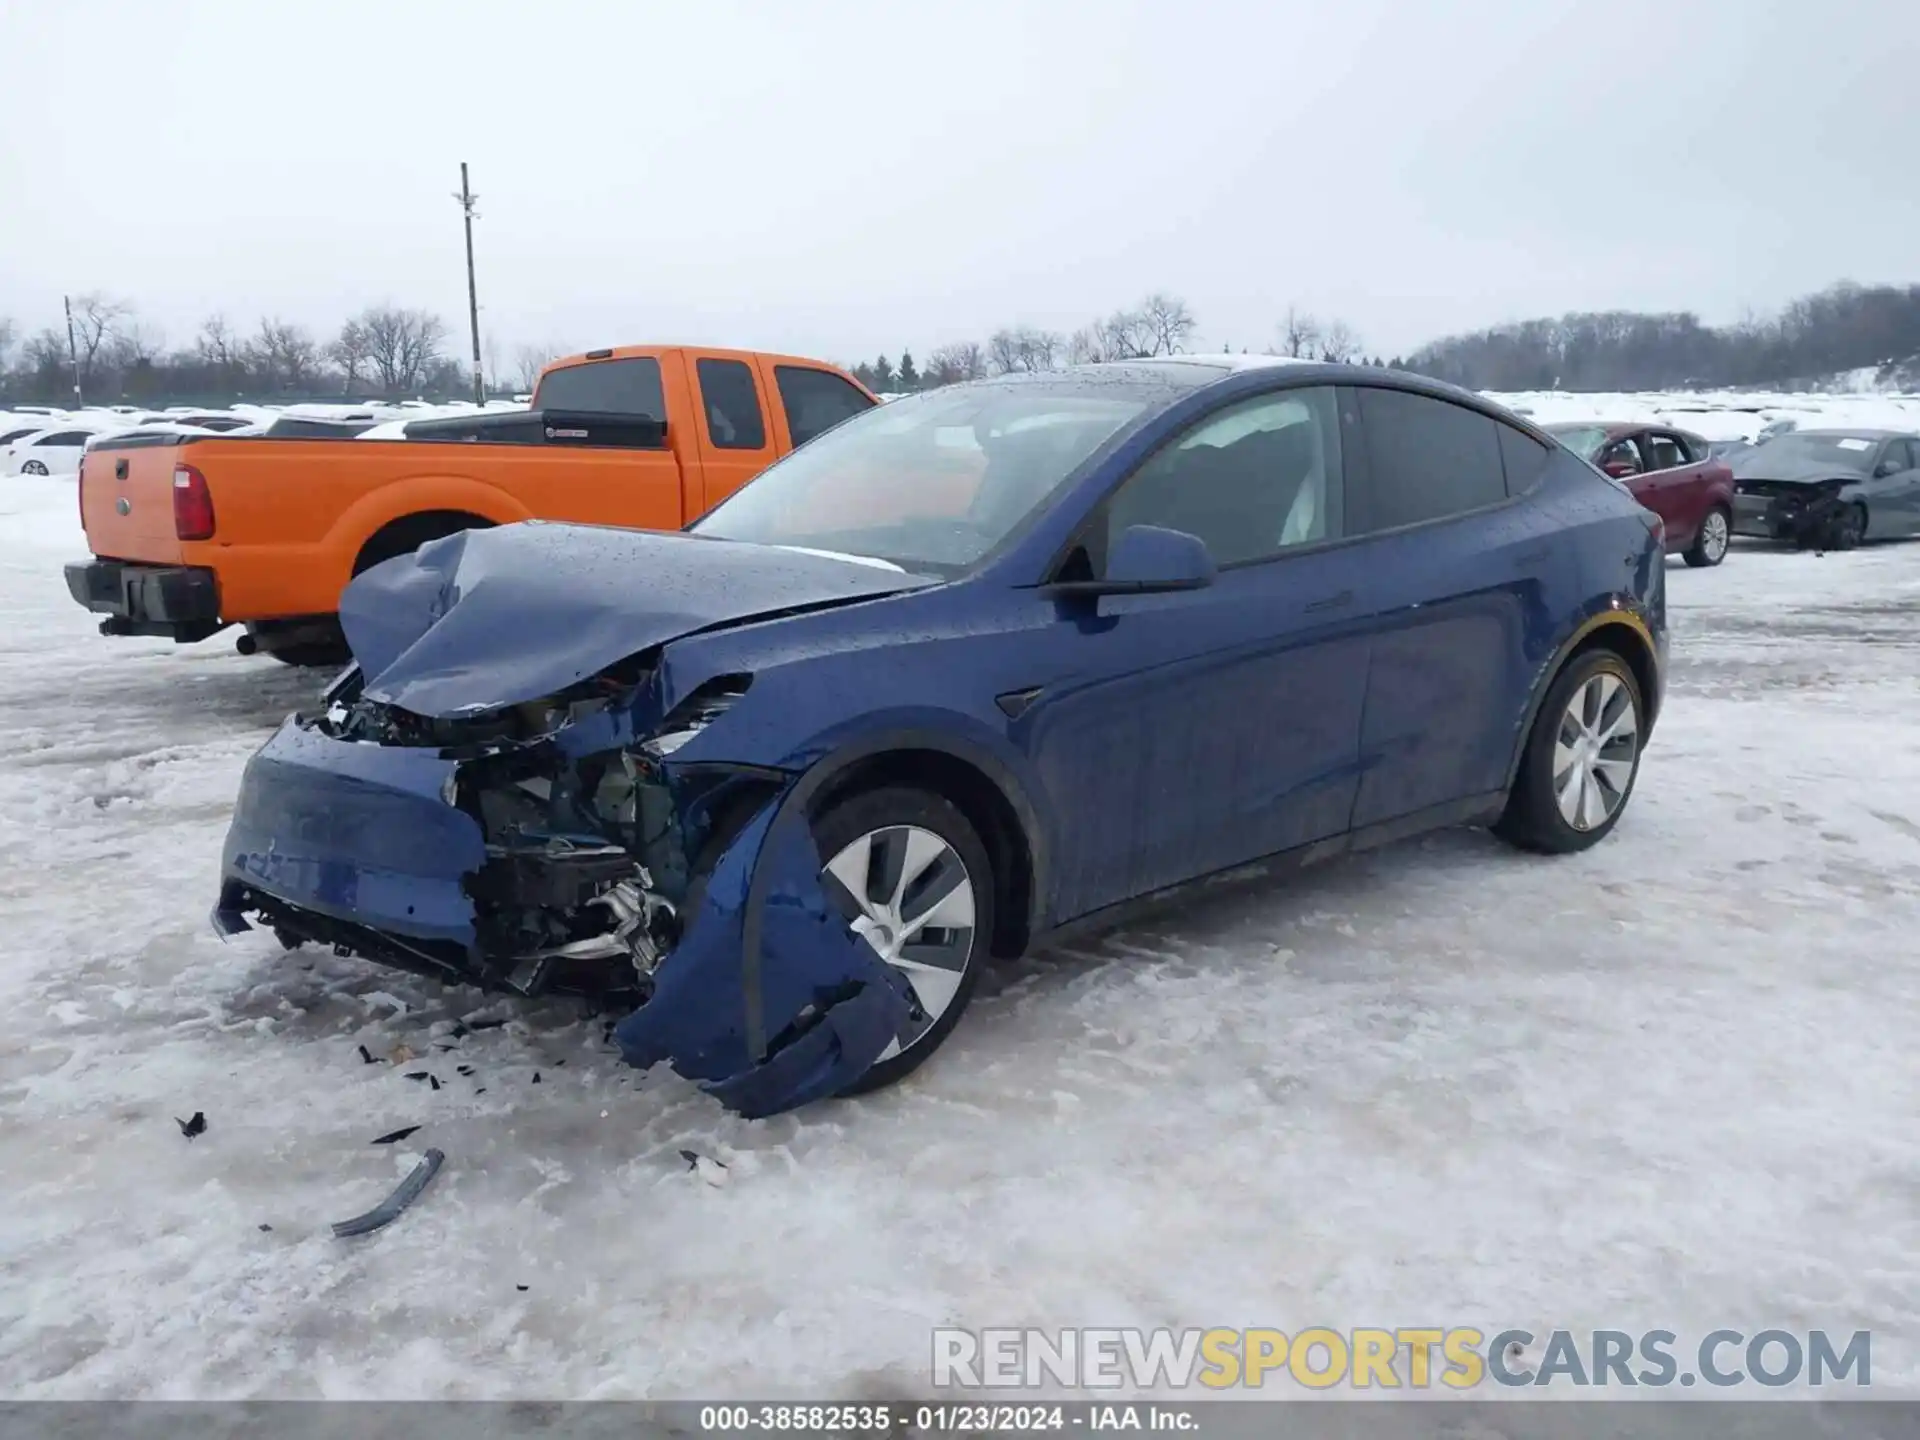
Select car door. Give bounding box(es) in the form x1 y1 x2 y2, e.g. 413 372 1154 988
1342 384 1567 830
1638 429 1710 547
31 431 91 474
685 354 782 518
1022 384 1372 920
1868 437 1920 535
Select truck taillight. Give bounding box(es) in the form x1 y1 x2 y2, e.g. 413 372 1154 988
173 464 216 540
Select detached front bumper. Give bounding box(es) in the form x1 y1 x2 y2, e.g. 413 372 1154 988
65 559 225 642
1732 487 1841 541
212 716 912 1118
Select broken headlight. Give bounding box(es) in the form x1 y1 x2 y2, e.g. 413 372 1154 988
642 675 752 759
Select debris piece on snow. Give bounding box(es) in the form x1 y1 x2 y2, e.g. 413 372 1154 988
404 1071 430 1082
464 1019 507 1033
516 1284 529 1292
475 1088 486 1095
679 1149 729 1187
357 1045 381 1065
456 1065 474 1076
531 1072 541 1084
176 1112 206 1139
331 1148 445 1238
258 1224 272 1232
389 1044 418 1065
429 1075 441 1091
435 1043 458 1052
371 1126 422 1146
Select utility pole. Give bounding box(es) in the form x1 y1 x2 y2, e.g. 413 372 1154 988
63 295 84 407
455 162 484 405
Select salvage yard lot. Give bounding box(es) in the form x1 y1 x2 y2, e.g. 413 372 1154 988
2 458 1918 1397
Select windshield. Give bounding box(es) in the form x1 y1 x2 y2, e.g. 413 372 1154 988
689 382 1153 574
1546 425 1608 460
1738 434 1880 472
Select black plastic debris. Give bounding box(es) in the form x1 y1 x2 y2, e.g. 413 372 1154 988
176 1112 207 1139
371 1126 422 1146
516 1284 529 1292
554 1059 566 1068
429 1075 441 1091
475 1088 486 1095
332 1149 445 1238
531 1072 541 1085
357 1045 380 1065
466 1019 507 1033
679 1149 700 1170
404 1071 431 1082
456 1065 475 1077
258 1224 272 1232
435 1043 459 1053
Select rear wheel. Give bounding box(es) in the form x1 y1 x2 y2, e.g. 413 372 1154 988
1683 506 1730 567
1494 649 1645 855
20 460 48 476
811 786 993 1096
246 618 350 668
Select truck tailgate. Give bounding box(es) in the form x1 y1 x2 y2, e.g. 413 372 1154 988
81 439 187 563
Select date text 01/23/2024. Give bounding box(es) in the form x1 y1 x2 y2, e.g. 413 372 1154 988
697 1403 1195 1432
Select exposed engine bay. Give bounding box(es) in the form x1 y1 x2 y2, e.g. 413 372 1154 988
240 658 779 1005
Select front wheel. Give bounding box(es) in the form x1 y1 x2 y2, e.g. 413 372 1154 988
20 460 48 476
1823 503 1866 552
1683 506 1730 567
1494 649 1645 854
812 786 993 1096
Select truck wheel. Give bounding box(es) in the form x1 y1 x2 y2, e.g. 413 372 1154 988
244 619 351 668
354 512 495 576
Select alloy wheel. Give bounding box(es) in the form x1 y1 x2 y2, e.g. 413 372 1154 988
1700 510 1729 561
21 460 48 476
821 824 977 1060
1552 672 1639 831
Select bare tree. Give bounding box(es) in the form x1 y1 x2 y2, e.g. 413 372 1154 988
197 315 243 372
360 306 448 394
989 325 1064 375
1278 306 1321 359
107 322 166 370
924 341 986 387
0 317 16 371
69 293 130 383
328 319 374 394
512 342 562 393
1316 319 1362 364
484 334 504 395
1139 292 1196 355
252 318 319 390
22 329 68 375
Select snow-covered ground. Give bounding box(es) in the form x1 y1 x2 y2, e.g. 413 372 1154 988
1 398 1917 1400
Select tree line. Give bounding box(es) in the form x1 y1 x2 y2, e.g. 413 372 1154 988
4 277 1914 409
0 298 567 406
1402 281 1920 392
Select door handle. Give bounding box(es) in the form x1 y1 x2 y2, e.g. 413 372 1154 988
1304 590 1353 613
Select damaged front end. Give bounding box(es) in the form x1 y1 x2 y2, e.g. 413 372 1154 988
1732 479 1852 545
213 661 914 1118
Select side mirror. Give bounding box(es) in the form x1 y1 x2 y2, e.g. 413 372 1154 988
1874 460 1900 478
1048 524 1217 598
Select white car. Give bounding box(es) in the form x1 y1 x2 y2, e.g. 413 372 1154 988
4 425 107 476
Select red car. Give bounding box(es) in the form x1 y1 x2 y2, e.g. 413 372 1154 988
1546 422 1735 567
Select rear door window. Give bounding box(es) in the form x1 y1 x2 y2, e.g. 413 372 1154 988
532 356 667 421
774 365 874 446
1644 432 1690 470
1352 386 1506 531
1881 438 1917 472
695 358 767 450
40 432 89 446
1495 422 1553 496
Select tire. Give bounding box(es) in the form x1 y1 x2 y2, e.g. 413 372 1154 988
1494 648 1646 855
1823 503 1866 552
809 785 994 1096
246 619 350 668
20 460 48 476
1682 506 1730 567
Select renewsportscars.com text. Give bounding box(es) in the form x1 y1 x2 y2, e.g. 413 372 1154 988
931 1327 1872 1390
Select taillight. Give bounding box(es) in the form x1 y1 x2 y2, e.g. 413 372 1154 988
173 464 215 540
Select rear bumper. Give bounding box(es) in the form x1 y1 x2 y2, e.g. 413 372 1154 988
64 559 224 641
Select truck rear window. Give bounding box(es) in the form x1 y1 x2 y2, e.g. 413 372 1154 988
532 357 666 420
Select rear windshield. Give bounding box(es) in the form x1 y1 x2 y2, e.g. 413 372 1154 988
531 356 667 420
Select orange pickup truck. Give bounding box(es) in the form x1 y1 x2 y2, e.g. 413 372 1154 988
65 345 876 664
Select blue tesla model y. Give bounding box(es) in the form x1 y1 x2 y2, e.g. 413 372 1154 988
214 358 1667 1117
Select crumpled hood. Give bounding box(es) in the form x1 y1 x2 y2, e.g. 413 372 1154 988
340 521 932 717
1732 457 1868 485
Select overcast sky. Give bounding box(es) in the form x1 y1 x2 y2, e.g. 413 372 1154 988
5 0 1917 368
